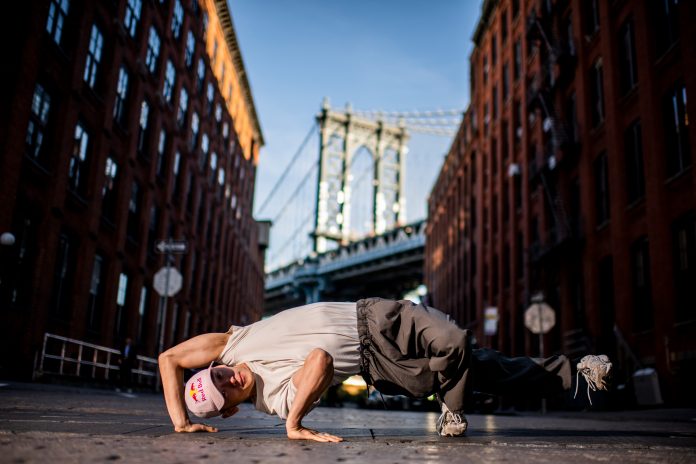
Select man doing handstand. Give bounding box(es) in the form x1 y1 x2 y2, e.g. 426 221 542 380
159 298 612 442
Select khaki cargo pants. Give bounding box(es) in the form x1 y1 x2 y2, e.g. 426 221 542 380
357 298 571 413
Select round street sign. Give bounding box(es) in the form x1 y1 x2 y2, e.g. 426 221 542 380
524 303 556 334
153 266 183 297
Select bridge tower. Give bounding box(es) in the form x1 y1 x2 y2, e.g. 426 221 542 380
313 98 409 253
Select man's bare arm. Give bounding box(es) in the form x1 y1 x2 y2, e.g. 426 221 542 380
286 348 342 442
158 333 229 432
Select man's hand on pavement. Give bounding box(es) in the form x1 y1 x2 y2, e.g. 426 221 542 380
286 425 343 442
174 423 218 433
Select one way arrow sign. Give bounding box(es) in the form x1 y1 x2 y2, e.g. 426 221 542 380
155 239 188 254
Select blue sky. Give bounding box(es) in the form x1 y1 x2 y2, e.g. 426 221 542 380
229 0 482 267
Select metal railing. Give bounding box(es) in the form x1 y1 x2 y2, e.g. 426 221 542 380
34 333 158 387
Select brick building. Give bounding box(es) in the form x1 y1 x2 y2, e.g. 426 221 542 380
425 0 696 402
0 0 266 378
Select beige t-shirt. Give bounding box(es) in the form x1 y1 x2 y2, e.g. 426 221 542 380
217 302 360 419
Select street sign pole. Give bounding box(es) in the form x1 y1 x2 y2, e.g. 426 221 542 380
153 240 187 392
158 252 173 356
531 292 546 414
537 302 544 358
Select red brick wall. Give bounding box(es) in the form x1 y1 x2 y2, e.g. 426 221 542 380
0 0 265 378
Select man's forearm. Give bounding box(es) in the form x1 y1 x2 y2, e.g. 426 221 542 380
159 353 191 430
286 349 334 429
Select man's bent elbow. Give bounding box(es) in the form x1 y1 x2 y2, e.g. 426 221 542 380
158 351 176 372
308 348 334 370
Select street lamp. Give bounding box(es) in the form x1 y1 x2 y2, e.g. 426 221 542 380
0 232 16 246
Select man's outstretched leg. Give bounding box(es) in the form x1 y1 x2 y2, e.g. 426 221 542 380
467 349 613 406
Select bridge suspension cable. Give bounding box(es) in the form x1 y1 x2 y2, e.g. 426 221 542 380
255 122 317 217
270 162 318 224
351 108 463 137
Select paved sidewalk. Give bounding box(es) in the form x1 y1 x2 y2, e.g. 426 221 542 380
1 381 696 463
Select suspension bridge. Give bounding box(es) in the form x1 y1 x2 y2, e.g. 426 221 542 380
256 99 462 310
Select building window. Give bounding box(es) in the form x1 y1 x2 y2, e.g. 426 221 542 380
114 272 129 341
502 63 509 101
569 177 581 237
26 83 51 164
186 173 195 214
206 82 214 115
624 120 645 204
127 181 141 240
145 26 160 74
212 40 218 68
215 104 223 126
619 19 638 96
483 55 488 86
593 152 610 226
163 60 175 103
87 253 105 331
137 286 148 341
584 0 600 37
673 212 696 321
631 237 653 331
514 39 521 81
190 112 199 151
514 99 522 142
113 66 129 124
565 93 578 144
590 58 605 128
177 87 188 128
653 0 679 57
597 256 615 351
516 231 523 278
101 156 119 221
156 129 166 177
46 0 69 45
0 208 40 312
663 81 691 178
226 82 234 105
492 86 498 120
173 151 182 198
209 152 218 183
123 0 141 38
491 36 497 66
148 205 159 254
185 30 195 68
138 100 150 154
83 24 103 88
503 244 510 288
197 58 205 93
564 15 575 57
512 0 519 18
172 0 184 38
50 232 75 319
218 167 225 187
501 10 508 42
484 102 490 134
68 122 90 195
200 133 209 170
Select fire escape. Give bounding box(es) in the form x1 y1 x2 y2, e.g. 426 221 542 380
526 2 591 359
526 2 579 264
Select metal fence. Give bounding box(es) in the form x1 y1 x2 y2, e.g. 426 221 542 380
34 333 158 387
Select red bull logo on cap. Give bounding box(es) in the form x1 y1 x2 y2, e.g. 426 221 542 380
188 377 207 403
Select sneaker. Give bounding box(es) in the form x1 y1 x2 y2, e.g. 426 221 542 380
436 403 468 437
574 354 612 405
